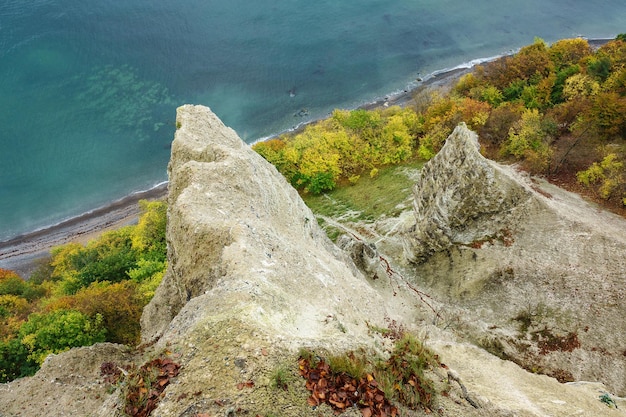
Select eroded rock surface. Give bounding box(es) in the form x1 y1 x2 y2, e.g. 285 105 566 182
402 123 626 396
1 110 624 417
136 105 396 416
403 123 533 264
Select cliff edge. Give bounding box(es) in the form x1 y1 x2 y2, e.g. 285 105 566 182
401 123 626 396
1 109 624 417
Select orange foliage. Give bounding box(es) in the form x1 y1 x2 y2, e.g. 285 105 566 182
46 281 143 345
0 269 19 281
482 41 554 90
459 97 492 130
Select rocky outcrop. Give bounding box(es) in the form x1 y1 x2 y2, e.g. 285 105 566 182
134 105 396 415
403 123 533 264
402 123 626 396
140 105 388 346
2 110 625 417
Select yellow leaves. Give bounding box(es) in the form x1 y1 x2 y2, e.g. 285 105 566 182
0 269 20 281
253 107 424 192
577 153 625 201
504 108 553 173
50 242 83 281
562 74 600 100
0 294 28 314
20 333 36 351
131 200 167 254
549 38 592 69
459 97 492 130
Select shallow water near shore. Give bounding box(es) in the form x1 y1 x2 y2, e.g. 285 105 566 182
2 0 626 241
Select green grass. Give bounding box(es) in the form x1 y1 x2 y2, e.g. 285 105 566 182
302 160 424 223
298 333 440 412
327 350 369 379
270 365 296 391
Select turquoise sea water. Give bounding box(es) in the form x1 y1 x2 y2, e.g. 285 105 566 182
1 0 626 241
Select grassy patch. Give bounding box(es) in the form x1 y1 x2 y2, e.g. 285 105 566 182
302 160 423 222
298 333 440 414
313 217 343 242
270 364 298 391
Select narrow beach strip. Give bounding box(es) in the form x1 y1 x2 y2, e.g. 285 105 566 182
0 183 168 277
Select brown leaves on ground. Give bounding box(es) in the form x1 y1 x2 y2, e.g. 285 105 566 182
101 356 181 417
299 357 398 417
236 380 255 390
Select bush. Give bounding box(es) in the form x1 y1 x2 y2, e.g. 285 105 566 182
47 281 144 345
503 108 554 173
577 153 625 200
0 338 38 382
19 309 106 364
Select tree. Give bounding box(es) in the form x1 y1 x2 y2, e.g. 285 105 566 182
0 270 27 297
481 39 554 90
0 295 30 341
586 56 612 82
479 101 524 154
477 85 504 107
0 338 37 382
51 228 138 294
69 282 143 345
603 67 626 96
551 64 581 103
132 200 167 262
417 124 450 161
459 97 492 130
589 92 626 139
0 269 44 301
252 138 295 178
503 108 554 173
562 74 600 100
548 38 591 70
577 153 625 201
18 309 106 364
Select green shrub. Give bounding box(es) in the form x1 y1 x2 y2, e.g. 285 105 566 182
19 309 106 364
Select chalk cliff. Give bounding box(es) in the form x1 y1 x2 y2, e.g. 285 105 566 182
403 123 533 264
141 104 388 346
1 109 624 417
401 123 626 396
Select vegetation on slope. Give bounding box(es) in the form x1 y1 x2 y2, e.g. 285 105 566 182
254 36 626 213
0 200 167 382
4 35 626 389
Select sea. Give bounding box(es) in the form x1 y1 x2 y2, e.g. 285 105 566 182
1 0 626 242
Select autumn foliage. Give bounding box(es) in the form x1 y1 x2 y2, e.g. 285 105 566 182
299 333 440 415
299 356 398 416
101 356 180 417
0 200 167 382
255 36 626 209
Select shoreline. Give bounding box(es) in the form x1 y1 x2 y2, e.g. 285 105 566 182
0 183 168 277
253 37 612 145
0 65 473 276
0 37 613 278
